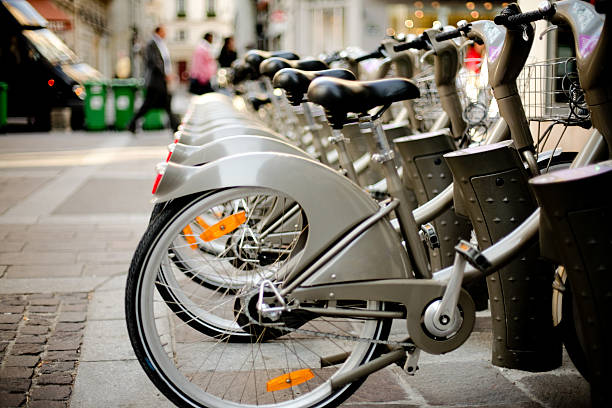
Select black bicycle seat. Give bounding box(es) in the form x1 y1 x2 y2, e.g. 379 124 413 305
244 50 300 77
231 60 255 84
273 68 356 105
260 58 329 80
307 77 420 127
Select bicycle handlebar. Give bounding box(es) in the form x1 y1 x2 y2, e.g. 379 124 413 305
392 37 429 52
494 3 556 27
434 29 464 42
353 49 384 63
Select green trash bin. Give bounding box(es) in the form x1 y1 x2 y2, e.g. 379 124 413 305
143 108 166 130
0 82 7 130
84 81 107 130
112 78 140 130
139 86 166 130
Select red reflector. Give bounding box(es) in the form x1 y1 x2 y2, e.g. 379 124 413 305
165 151 173 162
48 79 55 87
173 138 179 143
152 173 163 194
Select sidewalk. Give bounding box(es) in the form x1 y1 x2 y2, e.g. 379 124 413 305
0 130 590 407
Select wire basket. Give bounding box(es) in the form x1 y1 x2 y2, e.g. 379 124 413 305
412 68 444 123
518 57 589 125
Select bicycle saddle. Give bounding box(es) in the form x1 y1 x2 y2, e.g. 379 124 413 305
307 77 420 127
259 58 329 80
244 50 300 76
231 60 255 84
273 68 356 105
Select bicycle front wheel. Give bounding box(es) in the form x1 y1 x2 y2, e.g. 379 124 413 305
126 187 392 408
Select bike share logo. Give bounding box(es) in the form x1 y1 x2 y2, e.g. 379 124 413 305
481 21 504 63
572 1 604 58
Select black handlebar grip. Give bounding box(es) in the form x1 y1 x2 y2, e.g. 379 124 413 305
393 37 429 52
494 6 555 27
434 29 463 42
354 49 384 63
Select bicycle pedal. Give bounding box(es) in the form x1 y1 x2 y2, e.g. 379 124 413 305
454 240 491 272
403 348 420 375
419 223 440 249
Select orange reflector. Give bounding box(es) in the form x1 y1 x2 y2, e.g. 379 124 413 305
199 211 246 242
182 225 198 249
195 216 210 229
266 369 314 392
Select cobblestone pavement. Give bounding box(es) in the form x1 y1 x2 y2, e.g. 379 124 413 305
0 131 593 407
0 293 88 407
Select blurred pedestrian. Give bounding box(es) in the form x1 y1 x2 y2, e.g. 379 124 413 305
127 25 179 133
218 36 237 68
188 32 216 95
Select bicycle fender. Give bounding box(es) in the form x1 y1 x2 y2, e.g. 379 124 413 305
171 135 312 165
153 152 407 279
179 124 284 146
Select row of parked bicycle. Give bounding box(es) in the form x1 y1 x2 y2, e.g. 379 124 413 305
124 1 611 407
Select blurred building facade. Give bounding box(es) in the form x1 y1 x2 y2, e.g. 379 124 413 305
30 0 112 75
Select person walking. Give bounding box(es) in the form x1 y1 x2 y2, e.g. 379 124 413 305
218 36 237 68
127 25 179 133
188 33 217 95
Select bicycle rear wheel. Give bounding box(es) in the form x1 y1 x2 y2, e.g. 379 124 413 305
126 187 392 407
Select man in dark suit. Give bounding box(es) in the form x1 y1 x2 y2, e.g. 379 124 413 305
127 25 179 133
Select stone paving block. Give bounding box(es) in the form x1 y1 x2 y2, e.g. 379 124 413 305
24 316 52 326
39 362 75 374
0 314 22 324
57 293 88 304
71 360 175 408
82 264 127 277
0 305 25 314
0 343 6 353
47 332 82 351
27 294 56 300
29 401 67 408
61 303 87 312
0 392 26 407
408 361 533 406
88 290 124 320
6 264 84 279
54 323 84 332
44 351 80 361
0 378 31 393
0 242 25 252
94 274 127 292
15 334 46 344
106 240 140 250
0 252 76 266
0 277 105 294
6 231 76 242
37 373 73 385
21 326 48 335
24 240 107 252
344 366 410 404
80 319 135 361
29 297 59 306
11 344 44 355
58 312 86 323
76 251 133 264
30 384 71 400
4 355 40 367
0 323 19 330
0 366 34 379
0 296 26 306
520 373 590 407
0 331 17 341
30 305 59 313
75 231 134 241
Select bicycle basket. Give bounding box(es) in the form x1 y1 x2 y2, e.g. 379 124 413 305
518 57 589 125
